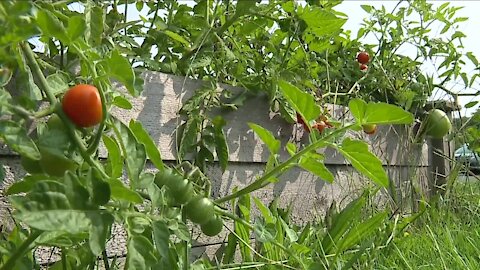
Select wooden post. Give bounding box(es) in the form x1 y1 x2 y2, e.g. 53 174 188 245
425 101 459 197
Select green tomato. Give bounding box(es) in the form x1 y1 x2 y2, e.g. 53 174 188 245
184 196 214 225
47 114 66 130
201 215 223 236
38 146 77 177
154 168 177 187
424 109 451 139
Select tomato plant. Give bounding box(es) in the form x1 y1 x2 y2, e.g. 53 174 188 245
0 0 473 269
62 84 103 128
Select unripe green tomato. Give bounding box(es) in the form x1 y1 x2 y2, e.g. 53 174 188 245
169 178 194 205
424 109 451 139
201 215 223 236
38 146 77 177
184 196 215 225
362 124 377 135
47 114 66 130
154 168 177 187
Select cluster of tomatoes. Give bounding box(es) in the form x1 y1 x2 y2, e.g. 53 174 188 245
154 168 223 236
357 51 370 71
296 113 377 135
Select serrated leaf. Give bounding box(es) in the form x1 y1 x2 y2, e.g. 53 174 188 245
113 95 133 109
0 120 40 160
337 139 388 187
67 16 86 42
178 117 200 159
112 119 146 184
278 80 321 123
89 212 113 256
248 123 280 155
108 178 143 203
102 135 123 178
129 120 164 170
85 4 104 46
152 220 170 261
349 98 414 125
299 152 334 183
299 7 346 37
36 10 68 43
164 30 190 47
213 117 229 172
106 50 138 96
127 235 159 270
46 73 68 96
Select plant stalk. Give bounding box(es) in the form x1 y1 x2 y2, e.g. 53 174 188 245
0 230 42 270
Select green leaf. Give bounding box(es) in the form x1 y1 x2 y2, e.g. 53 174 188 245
36 10 68 43
0 120 40 160
112 118 146 184
127 235 159 270
466 52 479 66
299 152 334 183
286 142 296 156
348 98 414 125
278 80 321 122
108 178 143 203
248 123 280 155
253 197 274 224
465 101 478 109
164 30 190 47
89 212 113 256
299 7 346 37
5 174 50 195
113 95 133 109
152 220 170 261
102 135 123 178
85 4 104 46
129 120 164 170
106 50 138 96
88 169 111 206
9 181 93 234
213 116 229 172
66 16 86 42
337 139 388 187
46 73 69 96
178 117 200 159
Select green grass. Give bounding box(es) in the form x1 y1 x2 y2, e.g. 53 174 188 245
367 180 480 270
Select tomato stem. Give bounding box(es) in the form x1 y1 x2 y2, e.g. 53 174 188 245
215 124 354 204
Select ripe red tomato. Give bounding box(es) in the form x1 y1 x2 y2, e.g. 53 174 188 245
360 64 368 71
296 112 310 132
62 84 103 127
362 124 377 135
357 51 370 64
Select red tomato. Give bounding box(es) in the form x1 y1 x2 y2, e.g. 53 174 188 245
357 51 370 64
360 64 368 71
296 112 310 132
62 84 103 127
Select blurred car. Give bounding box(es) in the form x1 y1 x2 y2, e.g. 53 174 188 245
454 144 480 173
